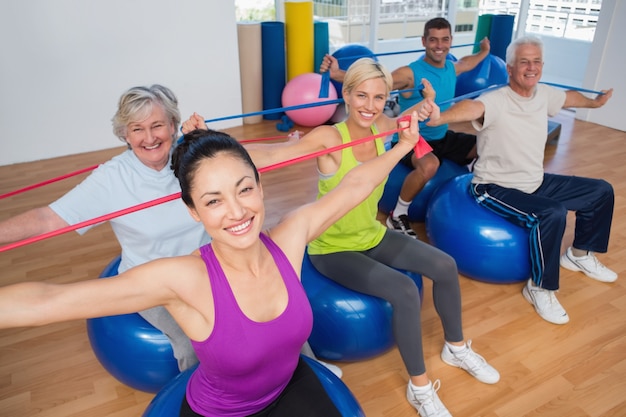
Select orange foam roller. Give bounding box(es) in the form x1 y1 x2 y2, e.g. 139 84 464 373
237 22 263 124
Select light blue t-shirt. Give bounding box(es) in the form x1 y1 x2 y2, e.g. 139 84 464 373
49 149 210 273
398 59 457 141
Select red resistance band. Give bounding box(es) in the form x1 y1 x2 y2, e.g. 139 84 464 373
0 123 423 253
0 135 292 201
0 165 100 200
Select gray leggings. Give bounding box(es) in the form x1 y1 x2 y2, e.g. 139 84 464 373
139 306 199 372
309 231 463 376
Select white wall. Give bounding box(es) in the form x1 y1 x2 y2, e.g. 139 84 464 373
577 0 625 131
0 0 243 166
539 37 592 88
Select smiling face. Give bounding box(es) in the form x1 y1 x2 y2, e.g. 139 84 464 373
507 43 544 97
187 153 264 250
344 77 389 128
422 27 452 67
125 104 176 171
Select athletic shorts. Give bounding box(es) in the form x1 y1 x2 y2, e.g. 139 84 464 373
398 130 476 168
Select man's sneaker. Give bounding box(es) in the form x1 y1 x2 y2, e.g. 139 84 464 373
560 247 618 283
406 380 452 417
440 340 500 384
386 213 418 238
522 279 569 324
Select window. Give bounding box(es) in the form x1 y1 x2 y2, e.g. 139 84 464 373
235 0 275 21
237 0 602 46
309 0 448 45
524 0 600 41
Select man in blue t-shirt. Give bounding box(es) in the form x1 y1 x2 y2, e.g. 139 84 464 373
320 17 490 238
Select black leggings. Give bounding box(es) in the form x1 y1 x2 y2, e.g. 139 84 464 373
179 358 342 417
310 230 463 376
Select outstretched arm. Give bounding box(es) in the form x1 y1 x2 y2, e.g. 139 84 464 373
426 98 485 127
391 65 416 94
0 206 69 245
371 78 435 133
398 78 435 115
244 125 337 169
563 88 613 109
454 37 490 75
0 257 188 329
181 113 333 171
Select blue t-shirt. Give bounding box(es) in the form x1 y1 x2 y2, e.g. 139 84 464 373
398 59 456 141
49 149 210 273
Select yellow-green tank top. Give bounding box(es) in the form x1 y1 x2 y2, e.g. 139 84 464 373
307 122 387 255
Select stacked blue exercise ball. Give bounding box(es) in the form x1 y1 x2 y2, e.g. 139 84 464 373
379 159 469 222
301 252 422 361
86 256 180 393
425 174 530 283
327 44 378 123
455 53 509 97
330 44 377 99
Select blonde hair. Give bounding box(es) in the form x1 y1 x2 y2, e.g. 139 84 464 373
342 58 393 97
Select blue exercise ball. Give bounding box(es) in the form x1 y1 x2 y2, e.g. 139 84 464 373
425 174 530 283
331 44 377 98
86 256 180 393
302 356 366 417
301 252 422 361
455 54 508 97
379 159 469 222
142 364 196 417
142 357 365 417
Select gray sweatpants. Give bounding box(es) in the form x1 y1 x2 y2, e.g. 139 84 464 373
139 306 198 371
309 230 463 376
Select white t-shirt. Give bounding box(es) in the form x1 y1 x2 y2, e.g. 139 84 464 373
472 84 566 193
50 149 210 273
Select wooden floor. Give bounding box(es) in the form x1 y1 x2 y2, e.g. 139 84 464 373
0 112 625 416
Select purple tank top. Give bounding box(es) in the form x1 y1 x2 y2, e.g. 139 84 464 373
186 233 313 416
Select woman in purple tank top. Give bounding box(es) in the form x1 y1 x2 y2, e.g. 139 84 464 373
0 119 422 416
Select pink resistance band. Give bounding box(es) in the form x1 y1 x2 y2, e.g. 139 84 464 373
0 124 414 253
0 165 100 200
0 136 292 201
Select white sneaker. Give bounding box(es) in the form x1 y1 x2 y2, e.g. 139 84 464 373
522 279 569 324
560 247 617 283
440 341 500 384
406 380 452 417
316 360 343 379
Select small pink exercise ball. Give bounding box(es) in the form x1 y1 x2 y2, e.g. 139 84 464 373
282 73 338 127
